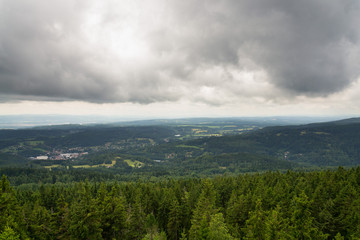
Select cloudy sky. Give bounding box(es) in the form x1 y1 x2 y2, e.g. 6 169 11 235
1 0 360 118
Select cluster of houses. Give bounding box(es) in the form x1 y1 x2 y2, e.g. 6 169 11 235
30 152 88 160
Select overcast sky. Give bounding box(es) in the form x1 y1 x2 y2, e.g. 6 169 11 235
0 0 360 118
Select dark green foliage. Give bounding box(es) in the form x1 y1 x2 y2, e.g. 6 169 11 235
0 225 20 240
180 152 295 174
1 168 360 239
189 180 218 239
0 175 27 239
243 199 267 239
47 126 175 147
0 153 28 166
207 213 234 240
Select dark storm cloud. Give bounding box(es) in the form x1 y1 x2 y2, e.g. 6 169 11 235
162 0 360 95
0 0 359 103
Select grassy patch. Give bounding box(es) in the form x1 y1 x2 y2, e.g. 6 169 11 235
73 160 117 169
53 160 117 169
192 129 208 134
44 165 61 169
314 132 330 135
124 159 144 168
237 128 254 131
73 165 92 169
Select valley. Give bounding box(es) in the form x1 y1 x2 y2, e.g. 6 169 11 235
1 117 360 182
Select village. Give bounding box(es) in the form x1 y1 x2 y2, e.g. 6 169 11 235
29 149 88 161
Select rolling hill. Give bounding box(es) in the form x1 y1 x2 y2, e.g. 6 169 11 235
0 117 360 175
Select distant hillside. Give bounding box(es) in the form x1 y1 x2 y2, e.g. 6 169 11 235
1 116 360 174
0 115 343 129
307 117 360 126
173 152 297 175
260 117 360 130
177 118 360 166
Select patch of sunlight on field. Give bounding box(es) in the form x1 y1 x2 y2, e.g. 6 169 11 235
73 159 117 169
73 165 92 169
46 159 117 169
45 165 60 169
314 132 330 135
124 159 144 168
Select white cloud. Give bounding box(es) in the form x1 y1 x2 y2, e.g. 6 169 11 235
0 0 359 117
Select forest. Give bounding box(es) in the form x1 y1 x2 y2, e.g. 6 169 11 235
1 167 360 239
2 118 360 239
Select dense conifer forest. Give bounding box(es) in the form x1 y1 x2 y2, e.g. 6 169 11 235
1 167 360 239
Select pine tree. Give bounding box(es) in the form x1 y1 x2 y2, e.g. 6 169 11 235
179 189 192 233
208 213 234 240
142 213 166 240
25 200 53 239
167 199 182 240
243 199 266 240
189 180 218 239
0 175 26 239
264 205 291 240
142 231 167 240
67 181 102 239
0 225 20 240
97 184 127 239
334 232 344 240
52 193 70 239
179 228 188 240
157 188 176 232
127 192 146 239
226 192 251 238
289 191 327 240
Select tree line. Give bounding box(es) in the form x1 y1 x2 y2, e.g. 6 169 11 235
1 167 360 239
